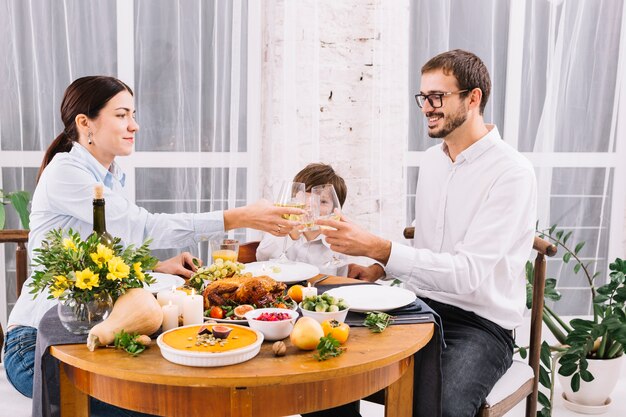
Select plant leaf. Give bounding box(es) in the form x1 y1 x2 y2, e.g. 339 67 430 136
571 373 581 392
574 241 585 255
563 252 572 263
0 204 5 229
558 362 577 376
537 391 551 408
8 191 30 229
539 366 551 387
580 370 594 382
563 231 573 244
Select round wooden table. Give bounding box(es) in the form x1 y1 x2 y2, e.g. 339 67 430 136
50 276 434 417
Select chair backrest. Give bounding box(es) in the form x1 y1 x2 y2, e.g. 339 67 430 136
0 229 29 362
238 241 260 264
525 235 556 416
403 226 557 417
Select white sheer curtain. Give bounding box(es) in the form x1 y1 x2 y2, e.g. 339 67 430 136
133 0 250 262
522 0 624 314
0 0 249 321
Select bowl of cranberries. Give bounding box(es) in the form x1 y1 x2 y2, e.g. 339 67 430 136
244 308 299 341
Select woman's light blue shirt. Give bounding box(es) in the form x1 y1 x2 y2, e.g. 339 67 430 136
9 143 225 328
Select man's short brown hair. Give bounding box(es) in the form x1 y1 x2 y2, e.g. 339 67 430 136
421 49 491 115
293 163 347 207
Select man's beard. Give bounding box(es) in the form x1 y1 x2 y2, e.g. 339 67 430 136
426 106 468 138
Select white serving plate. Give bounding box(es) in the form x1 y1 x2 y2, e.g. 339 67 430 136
324 285 417 313
157 324 264 367
242 261 319 283
144 273 186 294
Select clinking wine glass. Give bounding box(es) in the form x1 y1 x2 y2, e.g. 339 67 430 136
310 184 344 271
273 181 306 263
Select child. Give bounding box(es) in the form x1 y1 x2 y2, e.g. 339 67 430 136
256 163 350 275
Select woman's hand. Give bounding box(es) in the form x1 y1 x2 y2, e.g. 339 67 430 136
224 199 305 236
154 252 202 279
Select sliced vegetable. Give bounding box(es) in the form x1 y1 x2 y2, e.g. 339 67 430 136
321 319 350 344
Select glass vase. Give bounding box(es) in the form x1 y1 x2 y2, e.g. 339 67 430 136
57 291 113 334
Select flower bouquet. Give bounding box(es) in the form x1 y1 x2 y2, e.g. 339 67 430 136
29 228 158 334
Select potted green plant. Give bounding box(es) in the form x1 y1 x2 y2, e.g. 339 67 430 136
526 225 626 415
0 189 30 229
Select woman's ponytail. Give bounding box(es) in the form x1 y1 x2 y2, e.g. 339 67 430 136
36 132 73 183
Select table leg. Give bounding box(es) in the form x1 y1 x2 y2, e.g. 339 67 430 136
59 364 89 417
385 356 414 417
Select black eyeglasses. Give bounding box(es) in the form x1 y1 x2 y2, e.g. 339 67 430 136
415 89 471 108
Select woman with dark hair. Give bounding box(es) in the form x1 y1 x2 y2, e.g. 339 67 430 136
4 75 302 415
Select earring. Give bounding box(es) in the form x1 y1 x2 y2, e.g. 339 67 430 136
88 131 93 145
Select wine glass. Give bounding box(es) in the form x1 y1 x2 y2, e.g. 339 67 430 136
310 184 344 272
273 181 306 263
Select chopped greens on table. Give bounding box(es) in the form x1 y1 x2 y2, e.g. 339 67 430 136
364 311 392 333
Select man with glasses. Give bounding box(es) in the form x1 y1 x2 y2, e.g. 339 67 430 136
317 50 537 417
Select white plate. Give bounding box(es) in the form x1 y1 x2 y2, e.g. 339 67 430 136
143 273 186 294
157 324 263 367
324 285 417 313
242 261 320 283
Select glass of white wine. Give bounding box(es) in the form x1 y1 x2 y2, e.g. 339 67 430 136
310 184 344 271
273 181 306 262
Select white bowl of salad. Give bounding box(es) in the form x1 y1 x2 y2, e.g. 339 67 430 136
298 293 350 324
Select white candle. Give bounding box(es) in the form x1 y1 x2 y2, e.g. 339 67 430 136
162 301 179 331
172 290 187 318
183 289 204 326
156 286 176 306
157 285 186 306
302 283 318 300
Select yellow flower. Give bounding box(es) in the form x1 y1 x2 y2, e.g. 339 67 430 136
62 238 77 251
75 268 99 290
51 275 69 298
90 244 114 268
51 287 66 298
107 256 130 281
53 275 68 287
133 262 145 281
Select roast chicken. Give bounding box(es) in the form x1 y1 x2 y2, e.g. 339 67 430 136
202 275 286 308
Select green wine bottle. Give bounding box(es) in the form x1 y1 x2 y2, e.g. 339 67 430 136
92 184 114 247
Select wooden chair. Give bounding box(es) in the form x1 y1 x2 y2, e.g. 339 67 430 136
402 226 556 417
0 229 29 361
238 241 260 264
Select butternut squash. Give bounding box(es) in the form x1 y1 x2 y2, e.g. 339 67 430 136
87 288 163 351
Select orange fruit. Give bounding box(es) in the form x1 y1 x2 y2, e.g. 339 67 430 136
287 284 305 303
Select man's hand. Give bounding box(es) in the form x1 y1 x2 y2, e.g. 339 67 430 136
155 252 202 279
348 263 386 282
317 212 392 264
